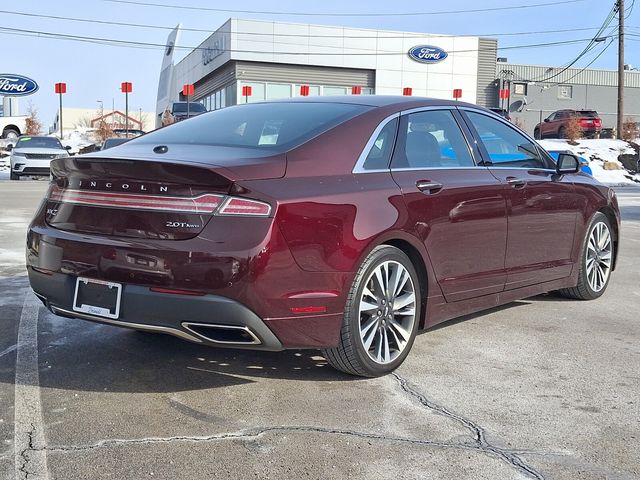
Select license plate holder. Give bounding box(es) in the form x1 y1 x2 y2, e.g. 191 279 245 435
73 277 122 319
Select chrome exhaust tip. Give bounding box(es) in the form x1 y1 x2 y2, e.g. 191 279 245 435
181 322 262 345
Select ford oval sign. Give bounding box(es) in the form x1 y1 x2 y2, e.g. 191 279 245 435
0 74 39 96
408 46 448 64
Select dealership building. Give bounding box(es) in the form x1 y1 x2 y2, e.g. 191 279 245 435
158 18 498 116
158 18 639 137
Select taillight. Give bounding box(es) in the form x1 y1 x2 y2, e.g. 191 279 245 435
48 186 223 214
580 119 592 127
47 185 272 216
217 197 271 216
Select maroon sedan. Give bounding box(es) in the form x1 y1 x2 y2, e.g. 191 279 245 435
27 96 620 377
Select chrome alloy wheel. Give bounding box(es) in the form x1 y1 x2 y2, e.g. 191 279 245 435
586 221 612 292
358 260 417 364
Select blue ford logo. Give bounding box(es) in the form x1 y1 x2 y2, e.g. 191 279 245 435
408 46 448 64
0 74 39 96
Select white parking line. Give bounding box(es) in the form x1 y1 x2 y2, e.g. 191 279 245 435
14 291 49 480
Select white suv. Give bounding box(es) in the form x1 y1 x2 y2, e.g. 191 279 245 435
8 136 70 180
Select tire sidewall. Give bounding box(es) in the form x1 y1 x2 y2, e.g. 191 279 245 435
346 246 421 376
578 213 613 299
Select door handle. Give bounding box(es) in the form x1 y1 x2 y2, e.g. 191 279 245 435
416 180 443 194
506 177 526 188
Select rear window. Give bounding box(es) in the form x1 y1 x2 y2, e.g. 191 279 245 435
16 137 63 149
134 102 371 150
173 102 207 113
578 110 599 118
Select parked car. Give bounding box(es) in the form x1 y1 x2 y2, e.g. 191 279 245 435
8 136 70 180
27 97 620 377
164 101 207 123
534 109 602 139
489 107 511 121
100 137 130 150
112 129 145 138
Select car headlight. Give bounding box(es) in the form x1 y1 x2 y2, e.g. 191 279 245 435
10 152 26 158
55 153 68 158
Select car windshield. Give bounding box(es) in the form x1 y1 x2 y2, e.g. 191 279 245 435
133 102 372 150
16 137 63 149
173 102 207 113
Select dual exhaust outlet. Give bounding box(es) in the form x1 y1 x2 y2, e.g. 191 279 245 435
181 322 262 346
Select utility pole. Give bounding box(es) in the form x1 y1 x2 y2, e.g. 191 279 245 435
617 0 625 138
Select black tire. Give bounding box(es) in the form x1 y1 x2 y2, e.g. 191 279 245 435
557 212 614 300
558 126 566 139
9 170 19 181
2 127 19 140
533 128 541 140
322 245 421 377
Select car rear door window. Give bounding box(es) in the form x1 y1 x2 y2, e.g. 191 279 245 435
391 110 474 169
464 111 548 169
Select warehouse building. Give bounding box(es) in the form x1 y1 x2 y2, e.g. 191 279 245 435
496 62 640 135
157 18 498 120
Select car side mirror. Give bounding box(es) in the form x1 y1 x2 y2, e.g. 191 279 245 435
543 118 550 123
64 145 72 150
6 144 13 151
556 153 580 174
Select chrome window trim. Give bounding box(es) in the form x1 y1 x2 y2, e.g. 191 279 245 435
390 166 488 172
352 113 400 174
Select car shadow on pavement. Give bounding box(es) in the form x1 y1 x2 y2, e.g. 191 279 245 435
7 308 358 394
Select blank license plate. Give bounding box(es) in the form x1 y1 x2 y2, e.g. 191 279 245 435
73 277 122 319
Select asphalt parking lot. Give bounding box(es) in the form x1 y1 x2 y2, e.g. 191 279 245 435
1 181 639 480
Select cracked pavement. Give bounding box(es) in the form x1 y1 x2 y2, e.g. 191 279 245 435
0 182 639 479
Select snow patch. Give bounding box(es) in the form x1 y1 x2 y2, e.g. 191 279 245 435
539 139 639 186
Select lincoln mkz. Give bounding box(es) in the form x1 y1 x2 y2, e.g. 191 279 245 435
27 96 620 376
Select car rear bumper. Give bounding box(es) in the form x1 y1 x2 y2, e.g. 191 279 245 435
29 267 285 351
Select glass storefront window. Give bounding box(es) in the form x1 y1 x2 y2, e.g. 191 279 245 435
240 82 266 103
266 83 292 100
323 86 348 96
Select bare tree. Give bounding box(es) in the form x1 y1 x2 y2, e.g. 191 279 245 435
564 116 583 145
25 102 42 135
621 116 639 142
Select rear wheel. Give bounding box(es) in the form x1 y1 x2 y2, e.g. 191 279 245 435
558 212 613 300
558 126 566 139
2 127 19 140
323 245 421 377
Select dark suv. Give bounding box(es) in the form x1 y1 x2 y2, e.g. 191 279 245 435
534 109 602 139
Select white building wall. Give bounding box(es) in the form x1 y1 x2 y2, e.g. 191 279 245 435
173 19 486 105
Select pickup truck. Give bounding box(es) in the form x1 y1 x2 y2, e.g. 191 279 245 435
0 115 27 140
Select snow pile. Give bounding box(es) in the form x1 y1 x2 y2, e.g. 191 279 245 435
539 139 639 186
60 129 97 155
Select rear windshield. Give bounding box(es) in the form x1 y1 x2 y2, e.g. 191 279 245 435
578 111 599 118
16 137 62 149
173 102 207 113
133 102 371 150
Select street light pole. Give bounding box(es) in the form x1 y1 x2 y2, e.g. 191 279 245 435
617 0 625 138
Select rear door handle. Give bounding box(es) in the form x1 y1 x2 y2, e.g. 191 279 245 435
506 177 526 188
416 180 443 194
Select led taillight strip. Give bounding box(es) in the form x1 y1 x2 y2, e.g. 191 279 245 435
49 187 223 214
48 186 272 216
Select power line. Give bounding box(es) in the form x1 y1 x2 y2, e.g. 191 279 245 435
0 25 616 55
524 4 618 82
0 9 609 39
103 0 588 17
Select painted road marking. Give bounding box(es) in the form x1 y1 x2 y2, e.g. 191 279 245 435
14 291 49 480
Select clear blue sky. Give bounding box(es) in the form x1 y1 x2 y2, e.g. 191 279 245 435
1 0 637 127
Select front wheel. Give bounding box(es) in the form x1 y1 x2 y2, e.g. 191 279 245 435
558 126 566 139
558 212 614 300
534 128 541 140
323 245 421 377
9 170 19 181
